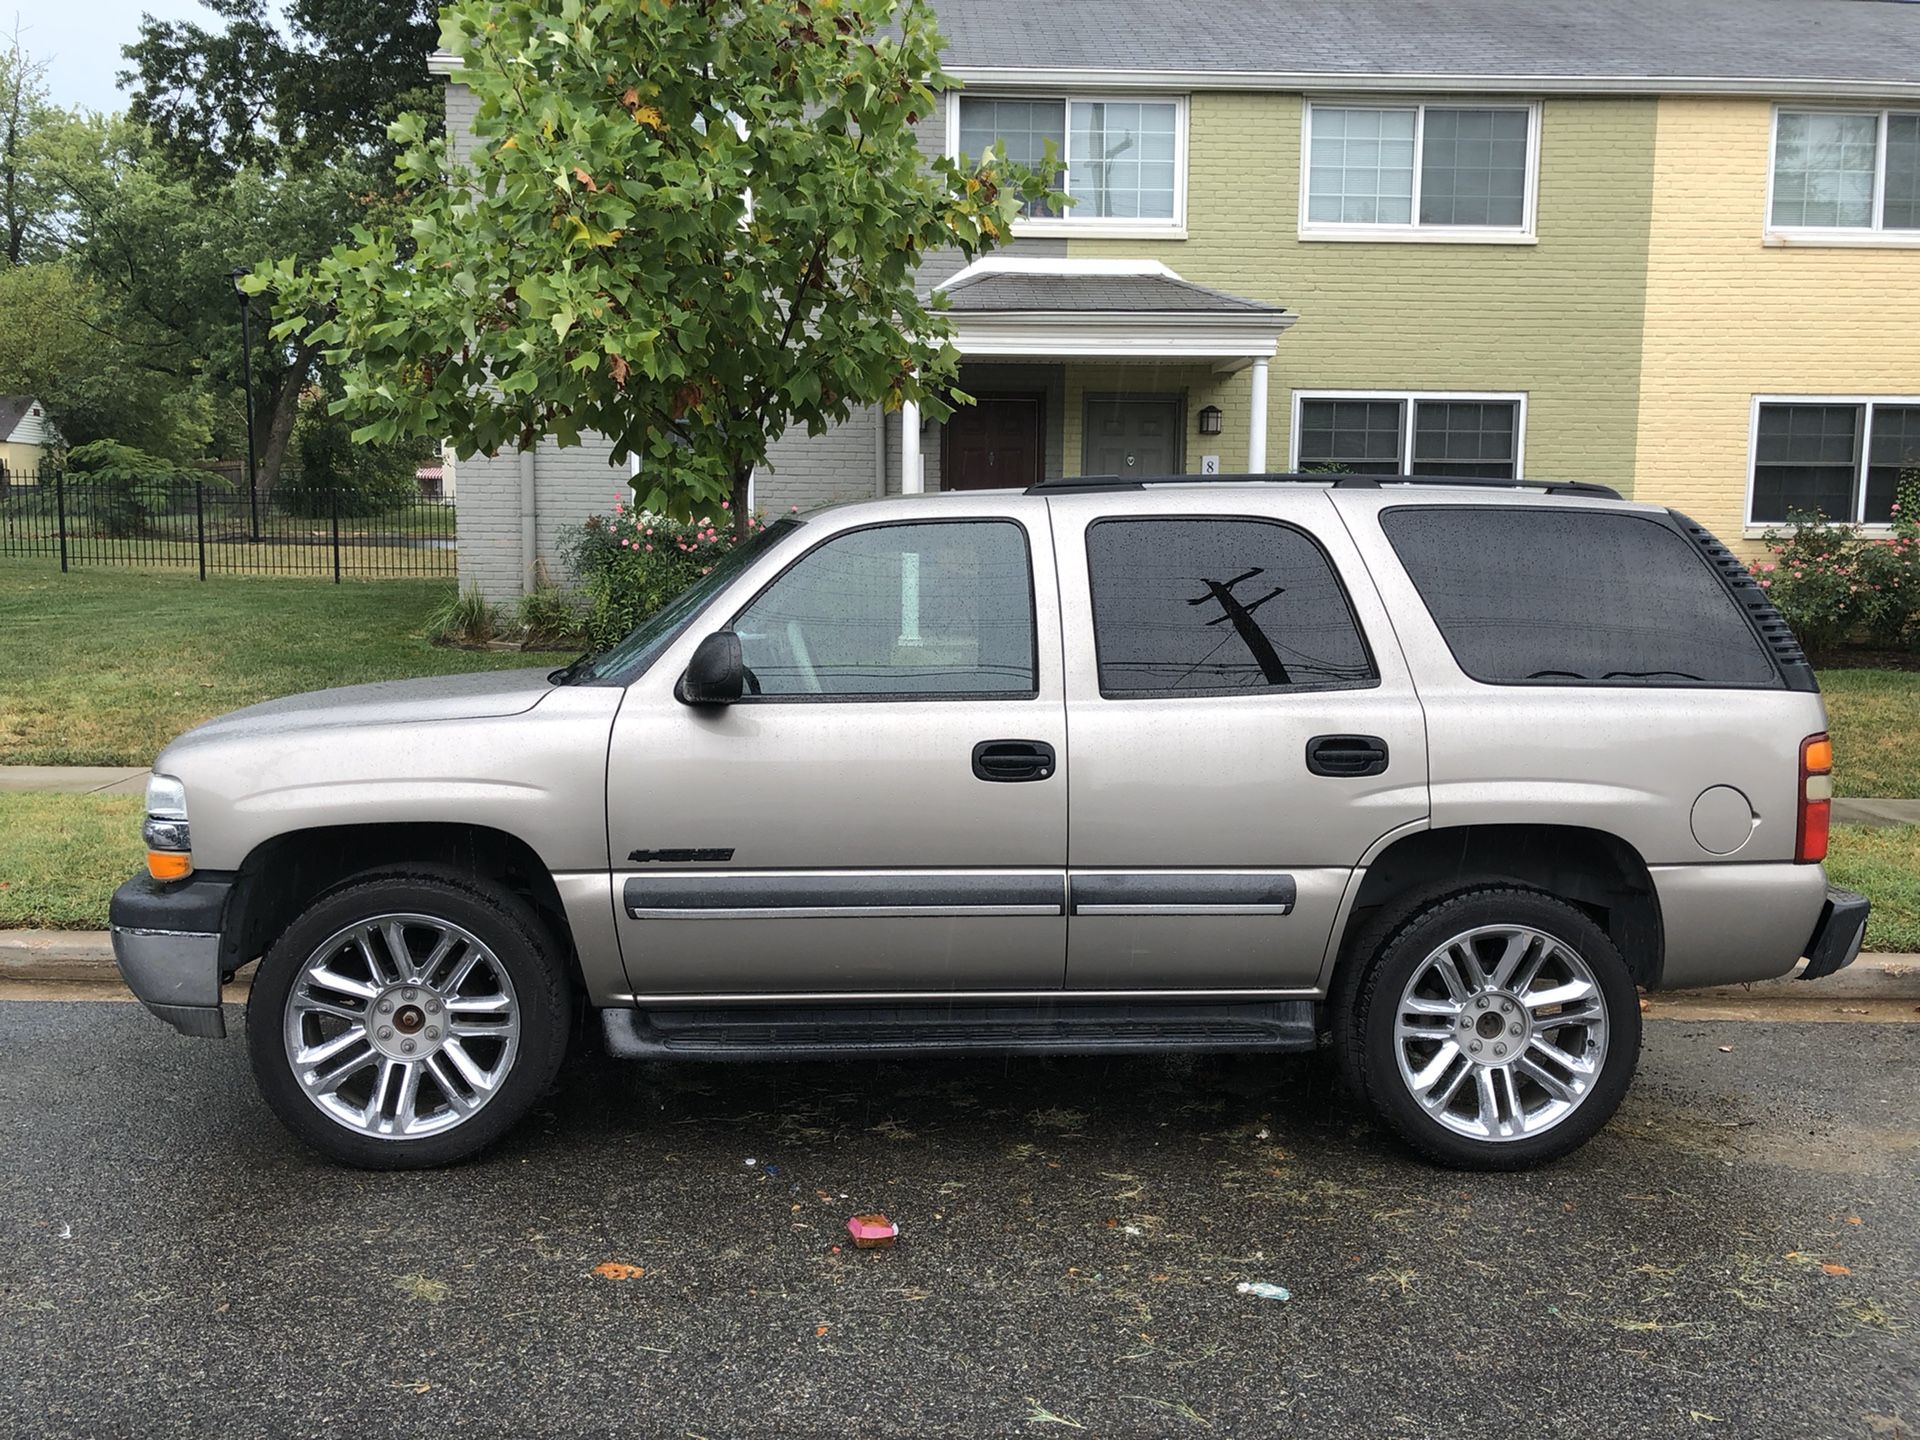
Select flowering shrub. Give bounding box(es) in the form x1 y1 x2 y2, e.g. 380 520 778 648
562 497 773 650
1756 472 1920 654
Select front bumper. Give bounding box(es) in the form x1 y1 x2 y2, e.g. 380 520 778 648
1800 885 1871 982
109 872 235 1038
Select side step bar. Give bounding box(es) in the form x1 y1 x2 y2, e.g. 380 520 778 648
600 1000 1319 1062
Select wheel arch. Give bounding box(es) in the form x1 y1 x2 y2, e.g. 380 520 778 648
1329 824 1663 989
221 823 582 990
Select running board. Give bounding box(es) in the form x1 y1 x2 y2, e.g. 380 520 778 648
600 1000 1319 1061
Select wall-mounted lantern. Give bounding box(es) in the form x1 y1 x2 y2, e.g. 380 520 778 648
1197 404 1224 436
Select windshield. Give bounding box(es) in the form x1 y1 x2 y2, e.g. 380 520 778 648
562 517 803 685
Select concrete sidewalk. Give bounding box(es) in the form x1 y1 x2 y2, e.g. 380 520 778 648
0 766 147 796
6 928 1916 1002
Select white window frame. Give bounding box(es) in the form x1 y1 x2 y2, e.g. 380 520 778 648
945 91 1189 239
1288 389 1529 477
1743 394 1920 534
1765 104 1920 248
1298 99 1541 244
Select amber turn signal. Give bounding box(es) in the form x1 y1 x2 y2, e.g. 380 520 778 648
146 850 193 882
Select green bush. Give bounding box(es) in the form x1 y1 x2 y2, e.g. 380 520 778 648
1758 471 1920 654
64 439 212 537
279 398 430 518
518 583 587 649
562 498 770 650
426 584 505 646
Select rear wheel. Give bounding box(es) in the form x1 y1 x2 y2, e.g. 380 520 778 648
246 871 571 1169
1333 887 1640 1169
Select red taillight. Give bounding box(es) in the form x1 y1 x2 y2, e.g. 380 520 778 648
1797 732 1833 864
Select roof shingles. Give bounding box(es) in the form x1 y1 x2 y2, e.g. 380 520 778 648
934 0 1920 86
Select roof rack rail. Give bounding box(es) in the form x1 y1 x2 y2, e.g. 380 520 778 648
1025 472 1624 501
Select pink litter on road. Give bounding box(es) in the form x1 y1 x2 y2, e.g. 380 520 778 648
847 1214 899 1249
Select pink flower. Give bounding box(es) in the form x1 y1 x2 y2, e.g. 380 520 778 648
721 501 731 510
645 544 653 552
1758 579 1771 588
789 505 799 513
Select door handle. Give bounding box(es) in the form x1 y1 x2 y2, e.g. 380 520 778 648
973 739 1056 783
1306 734 1389 778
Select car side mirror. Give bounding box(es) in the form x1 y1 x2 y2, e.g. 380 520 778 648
678 631 744 706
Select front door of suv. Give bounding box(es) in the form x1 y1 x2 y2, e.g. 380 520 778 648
604 498 1068 996
1047 489 1429 990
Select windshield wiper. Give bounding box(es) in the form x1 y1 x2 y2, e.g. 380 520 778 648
1602 669 1706 681
548 652 597 686
1524 669 1588 680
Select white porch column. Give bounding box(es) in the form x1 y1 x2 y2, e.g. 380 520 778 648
1247 358 1270 473
901 397 924 493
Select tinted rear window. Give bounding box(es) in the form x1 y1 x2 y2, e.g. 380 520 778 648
1380 507 1781 687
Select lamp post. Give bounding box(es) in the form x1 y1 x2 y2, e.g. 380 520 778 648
227 266 260 541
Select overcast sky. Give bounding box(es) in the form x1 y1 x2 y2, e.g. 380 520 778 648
12 0 261 114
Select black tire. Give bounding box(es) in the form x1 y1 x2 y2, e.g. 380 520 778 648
246 869 572 1169
1330 886 1641 1171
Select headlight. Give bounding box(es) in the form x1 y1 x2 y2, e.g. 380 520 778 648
144 773 192 881
146 774 188 819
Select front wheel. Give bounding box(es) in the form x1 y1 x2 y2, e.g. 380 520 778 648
1333 887 1641 1170
246 870 572 1169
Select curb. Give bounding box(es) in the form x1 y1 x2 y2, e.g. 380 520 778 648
5 931 1918 1003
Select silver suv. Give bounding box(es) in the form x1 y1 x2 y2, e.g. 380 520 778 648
110 475 1870 1170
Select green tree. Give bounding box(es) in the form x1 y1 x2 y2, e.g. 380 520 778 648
33 114 376 487
262 0 1063 534
122 0 441 183
1 28 58 265
0 263 214 457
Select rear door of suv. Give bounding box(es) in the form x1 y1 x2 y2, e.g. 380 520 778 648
1046 488 1430 990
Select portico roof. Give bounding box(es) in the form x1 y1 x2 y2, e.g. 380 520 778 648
935 258 1294 367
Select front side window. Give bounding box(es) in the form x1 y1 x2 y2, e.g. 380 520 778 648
1382 508 1780 688
1295 394 1522 480
955 95 1182 226
1086 518 1376 697
1304 102 1534 235
731 521 1035 698
1751 400 1920 525
1771 109 1920 234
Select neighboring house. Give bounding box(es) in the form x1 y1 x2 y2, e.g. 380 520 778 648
433 0 1920 601
0 395 54 480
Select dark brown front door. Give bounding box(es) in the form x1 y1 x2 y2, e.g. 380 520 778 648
944 396 1043 490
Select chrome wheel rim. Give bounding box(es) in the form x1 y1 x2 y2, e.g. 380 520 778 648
282 914 520 1140
1392 924 1609 1143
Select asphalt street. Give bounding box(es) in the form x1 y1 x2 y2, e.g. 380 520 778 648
1 1000 1915 1439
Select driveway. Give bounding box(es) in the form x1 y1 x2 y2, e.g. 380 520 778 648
1 1001 1914 1439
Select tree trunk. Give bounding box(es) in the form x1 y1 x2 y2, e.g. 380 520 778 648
730 468 752 540
254 346 316 493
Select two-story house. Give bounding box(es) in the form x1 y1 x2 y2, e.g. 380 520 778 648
434 0 1920 601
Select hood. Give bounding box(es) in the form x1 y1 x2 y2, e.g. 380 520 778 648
158 668 560 758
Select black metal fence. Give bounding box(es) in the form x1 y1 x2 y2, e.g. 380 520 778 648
0 469 456 580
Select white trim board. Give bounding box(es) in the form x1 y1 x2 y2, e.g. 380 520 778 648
946 67 1920 103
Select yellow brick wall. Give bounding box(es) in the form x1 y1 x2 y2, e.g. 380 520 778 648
1633 97 1920 547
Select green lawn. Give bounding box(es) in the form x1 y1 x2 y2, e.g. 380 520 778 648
0 562 575 766
1820 669 1920 799
0 793 142 928
1826 824 1920 954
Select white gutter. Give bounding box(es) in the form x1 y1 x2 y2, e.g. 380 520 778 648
946 66 1920 102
